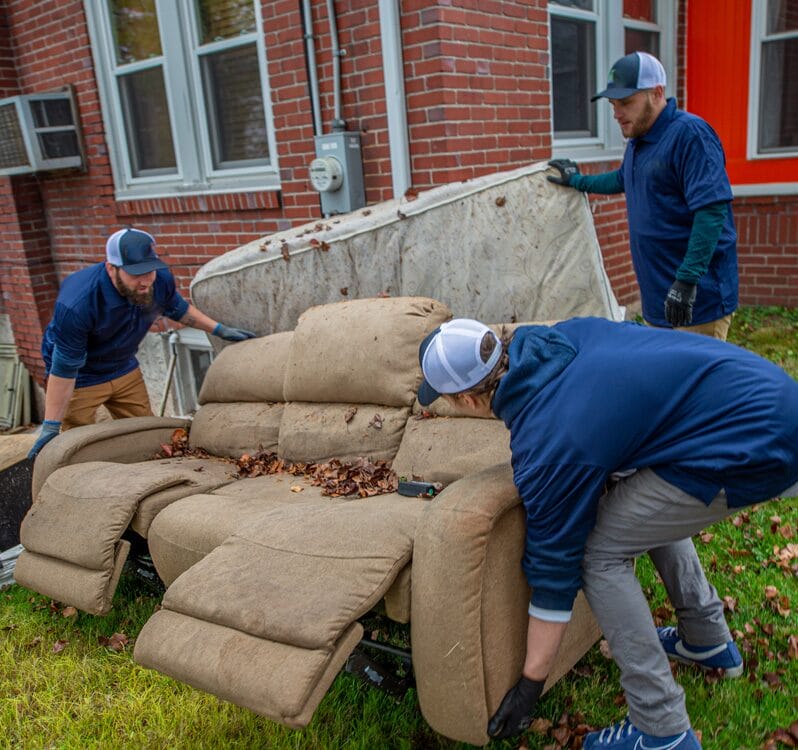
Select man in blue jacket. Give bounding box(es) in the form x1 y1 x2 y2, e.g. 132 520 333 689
548 52 738 340
29 227 255 459
417 317 798 750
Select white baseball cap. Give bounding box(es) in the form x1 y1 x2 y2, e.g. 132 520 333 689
417 318 502 406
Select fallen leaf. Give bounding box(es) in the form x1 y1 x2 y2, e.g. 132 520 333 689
343 406 358 423
98 632 129 652
290 485 304 493
362 209 371 216
765 585 779 599
599 639 613 659
699 532 714 544
26 637 41 649
768 728 796 747
722 596 737 613
368 413 384 430
787 634 798 660
495 196 506 206
281 242 290 261
529 718 553 734
52 639 68 653
61 606 78 618
404 186 419 201
340 287 349 296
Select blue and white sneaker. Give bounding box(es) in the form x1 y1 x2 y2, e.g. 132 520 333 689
657 626 743 678
583 717 702 749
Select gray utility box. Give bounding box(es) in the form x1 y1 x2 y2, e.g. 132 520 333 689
310 132 366 215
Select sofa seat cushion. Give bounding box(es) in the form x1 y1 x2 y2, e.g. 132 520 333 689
278 403 409 463
392 416 511 485
188 402 283 458
130 457 239 537
147 477 344 585
161 493 426 649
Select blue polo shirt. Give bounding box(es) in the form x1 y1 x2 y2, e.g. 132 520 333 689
619 98 738 326
42 263 189 388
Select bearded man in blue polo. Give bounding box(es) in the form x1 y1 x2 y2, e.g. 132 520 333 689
29 227 255 459
548 51 738 340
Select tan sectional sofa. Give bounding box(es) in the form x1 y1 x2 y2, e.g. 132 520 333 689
16 296 600 746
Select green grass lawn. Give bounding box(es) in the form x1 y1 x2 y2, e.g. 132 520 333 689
2 307 797 750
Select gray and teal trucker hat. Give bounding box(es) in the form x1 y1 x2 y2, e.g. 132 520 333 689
591 51 666 101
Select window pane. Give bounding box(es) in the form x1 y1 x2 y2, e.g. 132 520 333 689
760 37 798 150
37 131 80 159
551 16 596 137
108 0 161 65
197 0 256 44
767 0 798 34
118 67 177 174
30 99 73 128
624 0 656 22
625 29 660 56
201 43 268 167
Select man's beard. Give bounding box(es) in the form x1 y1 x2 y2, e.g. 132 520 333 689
113 269 154 307
629 97 657 138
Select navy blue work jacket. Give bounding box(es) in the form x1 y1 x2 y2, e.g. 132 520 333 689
42 263 189 388
620 98 738 326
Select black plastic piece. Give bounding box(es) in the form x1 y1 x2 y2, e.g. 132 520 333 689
397 480 442 498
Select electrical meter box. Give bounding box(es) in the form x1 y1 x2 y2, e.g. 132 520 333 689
310 132 365 215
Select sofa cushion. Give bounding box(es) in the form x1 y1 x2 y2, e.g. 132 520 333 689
161 494 426 649
198 332 292 404
189 402 283 457
278 403 409 463
283 297 450 407
147 477 344 585
392 416 511 485
134 609 363 729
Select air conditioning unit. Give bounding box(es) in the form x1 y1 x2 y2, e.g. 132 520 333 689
0 89 84 176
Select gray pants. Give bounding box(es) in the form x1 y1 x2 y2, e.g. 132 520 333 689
581 469 740 736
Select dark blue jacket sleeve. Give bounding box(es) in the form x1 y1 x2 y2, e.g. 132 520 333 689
518 463 608 620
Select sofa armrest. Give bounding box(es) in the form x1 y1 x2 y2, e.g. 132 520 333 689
32 417 190 502
411 462 599 746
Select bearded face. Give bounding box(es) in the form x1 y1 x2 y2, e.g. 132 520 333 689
112 267 155 307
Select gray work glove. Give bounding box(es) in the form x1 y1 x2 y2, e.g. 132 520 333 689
212 323 256 342
547 159 580 187
487 675 545 740
664 280 698 327
28 420 62 460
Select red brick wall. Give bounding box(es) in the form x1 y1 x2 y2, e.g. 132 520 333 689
1 0 795 387
735 195 798 307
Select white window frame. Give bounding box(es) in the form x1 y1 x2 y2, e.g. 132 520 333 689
83 0 279 200
161 328 215 416
747 0 798 160
549 0 676 162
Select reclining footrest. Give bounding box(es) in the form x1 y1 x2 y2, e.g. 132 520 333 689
134 494 426 726
16 460 235 614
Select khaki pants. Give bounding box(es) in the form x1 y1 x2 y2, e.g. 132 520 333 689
62 368 153 430
647 314 733 341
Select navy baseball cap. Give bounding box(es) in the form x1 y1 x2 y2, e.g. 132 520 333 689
105 228 167 275
592 51 666 101
417 319 502 406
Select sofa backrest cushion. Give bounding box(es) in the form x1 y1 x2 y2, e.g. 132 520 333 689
189 402 284 457
283 297 451 407
278 403 409 463
392 416 511 485
199 331 292 404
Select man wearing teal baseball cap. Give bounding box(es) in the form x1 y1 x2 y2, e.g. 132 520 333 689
548 51 738 341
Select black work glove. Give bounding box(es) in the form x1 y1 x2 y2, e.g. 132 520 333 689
212 323 257 342
547 159 580 187
664 280 698 327
487 675 545 740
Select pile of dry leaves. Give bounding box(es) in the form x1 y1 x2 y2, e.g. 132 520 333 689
236 451 398 498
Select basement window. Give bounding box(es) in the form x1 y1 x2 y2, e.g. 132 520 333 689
163 328 214 416
84 0 279 199
749 0 798 157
